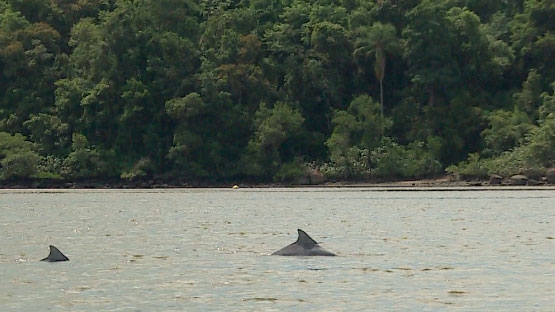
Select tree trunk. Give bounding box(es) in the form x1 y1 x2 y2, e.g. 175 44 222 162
379 78 384 133
374 46 386 136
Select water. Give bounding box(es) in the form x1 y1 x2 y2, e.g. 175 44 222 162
1 188 554 311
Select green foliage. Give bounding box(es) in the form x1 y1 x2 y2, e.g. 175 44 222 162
0 2 63 134
0 131 40 179
61 133 101 179
481 108 536 157
165 93 205 120
353 22 400 117
539 81 555 122
446 153 489 179
273 159 307 183
326 95 391 178
0 150 40 180
370 139 442 179
243 102 305 178
23 113 69 155
322 138 442 180
0 0 553 184
37 155 63 179
253 102 304 154
0 131 34 154
320 146 371 180
449 111 555 178
121 158 153 181
513 69 544 117
326 111 360 174
525 114 555 167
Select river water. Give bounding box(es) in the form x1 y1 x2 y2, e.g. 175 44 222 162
1 188 554 311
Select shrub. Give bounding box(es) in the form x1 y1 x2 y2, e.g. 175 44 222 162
480 108 535 157
1 150 40 180
35 155 64 180
320 147 371 180
273 160 307 183
0 132 41 180
448 115 555 178
446 153 490 179
61 133 101 179
371 139 442 179
487 115 555 175
121 158 153 181
242 102 305 179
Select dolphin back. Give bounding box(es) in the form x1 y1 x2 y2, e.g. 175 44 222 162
272 229 336 256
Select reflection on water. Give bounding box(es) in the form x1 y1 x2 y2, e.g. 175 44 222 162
1 188 554 311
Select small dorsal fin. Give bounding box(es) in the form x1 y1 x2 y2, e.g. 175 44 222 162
272 229 336 256
41 245 69 262
296 229 318 247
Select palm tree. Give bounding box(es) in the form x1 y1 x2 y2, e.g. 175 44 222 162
353 22 400 133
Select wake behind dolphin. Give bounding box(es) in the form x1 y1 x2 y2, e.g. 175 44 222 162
41 245 69 262
272 229 336 256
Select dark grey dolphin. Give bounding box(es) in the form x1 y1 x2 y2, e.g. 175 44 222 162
272 229 336 256
41 245 69 262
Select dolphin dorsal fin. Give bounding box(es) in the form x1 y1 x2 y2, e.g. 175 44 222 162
41 245 69 262
296 229 318 248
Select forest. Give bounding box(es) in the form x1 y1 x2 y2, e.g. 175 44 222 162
0 0 553 185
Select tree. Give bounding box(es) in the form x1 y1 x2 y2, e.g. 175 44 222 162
165 92 210 178
0 0 553 184
0 3 62 133
325 95 391 177
23 113 69 155
402 1 459 108
481 108 536 157
539 82 555 122
243 102 305 178
513 69 544 118
0 131 40 180
353 22 400 125
61 132 101 179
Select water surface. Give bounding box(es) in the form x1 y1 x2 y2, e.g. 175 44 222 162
1 188 554 311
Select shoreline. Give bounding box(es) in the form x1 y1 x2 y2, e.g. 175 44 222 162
1 175 554 190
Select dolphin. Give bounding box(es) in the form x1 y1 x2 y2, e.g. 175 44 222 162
272 229 336 256
41 245 69 262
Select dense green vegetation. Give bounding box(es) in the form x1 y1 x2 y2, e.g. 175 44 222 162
1 0 553 184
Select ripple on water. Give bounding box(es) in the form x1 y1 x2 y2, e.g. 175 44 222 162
0 188 554 311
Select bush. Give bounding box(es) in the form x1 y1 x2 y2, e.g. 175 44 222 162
371 139 442 179
320 147 371 180
321 138 442 180
35 155 64 180
0 132 41 180
480 108 535 157
38 155 63 174
273 160 307 183
525 114 555 166
1 150 40 180
242 102 305 179
448 115 555 178
326 95 392 177
121 158 153 181
487 115 555 175
61 133 101 179
0 132 35 155
446 153 490 179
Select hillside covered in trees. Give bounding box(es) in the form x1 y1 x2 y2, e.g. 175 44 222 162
1 0 554 186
